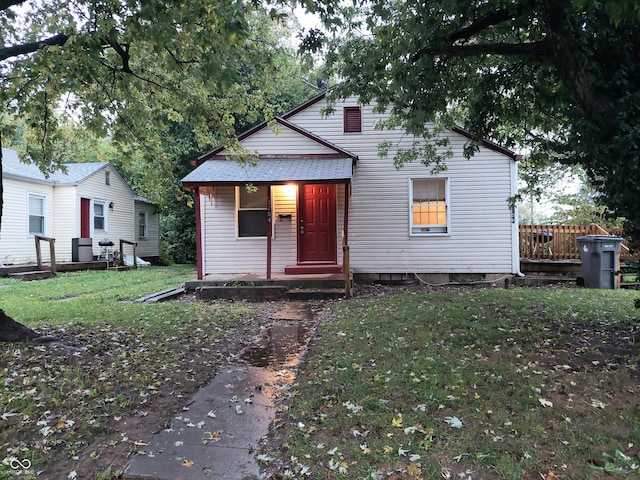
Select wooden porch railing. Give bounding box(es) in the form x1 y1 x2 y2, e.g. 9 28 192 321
119 239 138 268
35 235 56 274
519 224 637 261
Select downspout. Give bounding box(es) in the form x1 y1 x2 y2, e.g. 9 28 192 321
194 187 203 280
511 158 524 277
343 182 351 297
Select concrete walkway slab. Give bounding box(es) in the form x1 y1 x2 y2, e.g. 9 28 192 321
124 301 319 480
123 365 293 480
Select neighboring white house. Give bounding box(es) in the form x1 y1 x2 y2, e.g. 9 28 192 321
182 93 521 283
0 147 160 265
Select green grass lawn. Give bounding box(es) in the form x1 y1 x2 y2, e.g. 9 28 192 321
0 265 263 479
264 286 640 480
1 270 639 479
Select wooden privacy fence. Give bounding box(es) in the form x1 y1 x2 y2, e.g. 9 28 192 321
519 224 637 261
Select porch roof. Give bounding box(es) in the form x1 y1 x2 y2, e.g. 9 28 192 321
182 157 353 186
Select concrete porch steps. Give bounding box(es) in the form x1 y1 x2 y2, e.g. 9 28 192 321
285 288 347 300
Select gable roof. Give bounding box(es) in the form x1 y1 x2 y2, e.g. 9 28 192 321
2 147 108 185
196 115 358 164
227 91 521 160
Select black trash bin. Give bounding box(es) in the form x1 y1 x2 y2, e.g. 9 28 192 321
576 235 623 289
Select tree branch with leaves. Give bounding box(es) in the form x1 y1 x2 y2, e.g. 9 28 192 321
301 0 640 248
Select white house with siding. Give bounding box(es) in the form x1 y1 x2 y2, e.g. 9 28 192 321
0 147 160 265
182 93 521 283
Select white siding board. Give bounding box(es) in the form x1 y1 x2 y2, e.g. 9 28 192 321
0 178 54 263
198 96 517 275
51 186 78 261
76 165 136 257
135 203 160 258
201 184 345 275
236 125 338 155
2 162 158 264
288 99 515 275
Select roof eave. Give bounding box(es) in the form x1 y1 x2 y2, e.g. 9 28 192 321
452 126 520 160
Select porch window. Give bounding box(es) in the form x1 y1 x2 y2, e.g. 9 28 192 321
28 193 46 236
93 201 107 232
343 106 362 133
138 210 148 239
410 178 448 235
237 186 268 237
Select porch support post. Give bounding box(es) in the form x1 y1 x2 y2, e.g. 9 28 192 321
343 183 349 245
343 182 351 297
266 186 272 279
194 187 203 280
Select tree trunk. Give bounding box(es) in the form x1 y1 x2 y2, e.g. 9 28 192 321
0 131 38 342
1 128 4 234
0 309 39 342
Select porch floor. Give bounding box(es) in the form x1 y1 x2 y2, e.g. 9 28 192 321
183 272 352 301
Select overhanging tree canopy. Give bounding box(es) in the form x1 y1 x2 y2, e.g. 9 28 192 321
0 0 306 339
0 0 295 230
299 0 640 247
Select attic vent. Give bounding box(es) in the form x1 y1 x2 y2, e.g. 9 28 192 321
105 171 111 185
343 106 362 133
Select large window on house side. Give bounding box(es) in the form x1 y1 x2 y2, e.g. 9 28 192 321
343 106 362 133
138 210 148 239
28 194 46 236
410 178 448 235
237 186 269 237
93 201 107 232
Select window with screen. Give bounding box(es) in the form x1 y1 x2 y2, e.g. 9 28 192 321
410 178 448 235
237 187 269 237
138 210 148 239
94 201 106 231
28 194 46 236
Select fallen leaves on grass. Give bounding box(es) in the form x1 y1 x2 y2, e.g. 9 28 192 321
0 300 271 478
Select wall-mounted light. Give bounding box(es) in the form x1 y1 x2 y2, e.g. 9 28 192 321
109 202 114 210
282 184 297 198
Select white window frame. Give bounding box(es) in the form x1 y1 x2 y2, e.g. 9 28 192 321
28 193 46 237
105 171 111 185
235 186 272 238
138 209 148 239
93 200 108 234
409 177 450 236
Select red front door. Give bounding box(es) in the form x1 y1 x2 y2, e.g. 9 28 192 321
80 198 91 237
298 184 337 263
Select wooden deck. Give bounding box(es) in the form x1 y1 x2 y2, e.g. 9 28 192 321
519 223 637 261
0 260 123 279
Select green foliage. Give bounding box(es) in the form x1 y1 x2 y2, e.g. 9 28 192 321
1 2 314 262
300 0 640 248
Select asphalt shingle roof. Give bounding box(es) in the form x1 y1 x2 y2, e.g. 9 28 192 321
182 157 353 184
2 147 106 185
